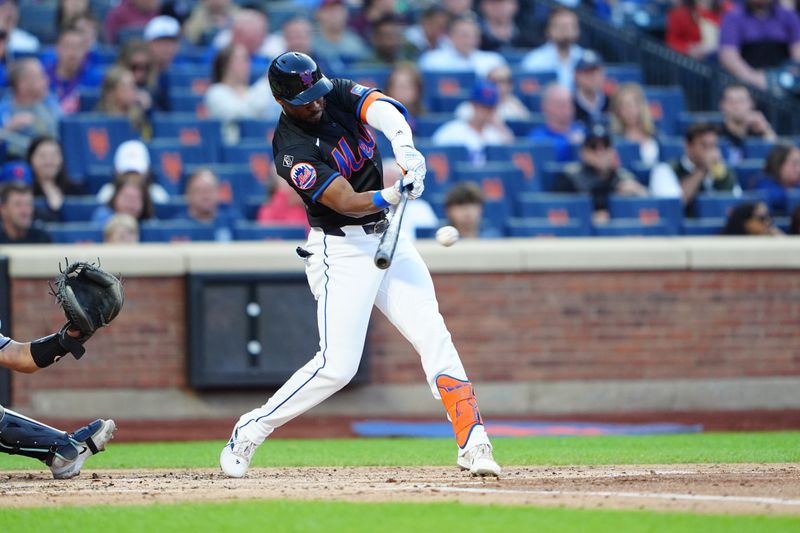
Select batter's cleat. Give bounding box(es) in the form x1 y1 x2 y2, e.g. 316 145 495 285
457 443 501 477
50 419 117 480
220 435 258 478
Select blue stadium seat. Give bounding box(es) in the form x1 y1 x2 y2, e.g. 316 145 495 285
485 141 557 194
603 64 643 85
428 91 469 113
59 114 140 180
506 218 591 237
675 112 723 135
148 138 208 195
644 86 686 136
238 119 278 142
615 141 641 167
734 159 765 189
45 222 104 244
513 72 557 101
154 198 189 220
346 67 392 89
220 142 274 192
682 218 725 235
421 71 476 101
629 161 652 185
139 220 217 242
415 142 469 195
168 90 207 117
19 3 57 45
541 161 570 192
79 88 102 112
184 163 258 212
233 221 308 241
165 66 212 95
785 189 800 216
415 114 454 138
593 220 673 236
151 114 223 163
515 193 593 232
507 117 542 137
607 196 683 235
60 197 103 222
658 137 685 163
694 193 765 219
743 139 776 161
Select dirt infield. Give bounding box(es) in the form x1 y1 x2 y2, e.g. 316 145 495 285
2 464 799 515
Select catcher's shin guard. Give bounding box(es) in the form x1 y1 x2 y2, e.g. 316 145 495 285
0 406 76 464
435 374 484 449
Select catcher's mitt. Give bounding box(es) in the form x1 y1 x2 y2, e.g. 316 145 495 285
52 261 124 358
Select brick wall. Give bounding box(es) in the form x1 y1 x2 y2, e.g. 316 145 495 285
9 270 800 405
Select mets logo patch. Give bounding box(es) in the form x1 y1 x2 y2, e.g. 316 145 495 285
350 84 368 96
290 162 317 190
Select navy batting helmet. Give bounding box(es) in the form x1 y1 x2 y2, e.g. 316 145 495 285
268 52 333 105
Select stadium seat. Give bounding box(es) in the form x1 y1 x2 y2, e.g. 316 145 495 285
166 66 212 95
415 142 469 195
346 67 392 89
513 71 557 100
603 64 643 88
506 217 591 237
785 189 800 216
485 142 556 194
59 114 140 180
733 159 765 189
675 112 724 135
148 139 208 195
45 222 104 244
743 139 776 161
154 198 189 220
151 114 223 163
507 116 543 137
515 193 593 232
184 163 261 212
60 196 104 222
79 88 102 112
592 220 673 236
219 142 274 193
644 86 686 136
615 141 641 167
139 220 217 242
421 71 477 101
233 221 308 241
658 137 685 163
607 196 683 235
168 90 208 117
19 3 57 45
428 91 469 113
681 218 725 235
415 114 454 138
238 119 278 142
693 193 765 219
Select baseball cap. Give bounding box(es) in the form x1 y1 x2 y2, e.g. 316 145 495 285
0 161 32 185
576 49 604 71
143 16 180 42
114 140 150 175
470 79 499 107
583 123 611 146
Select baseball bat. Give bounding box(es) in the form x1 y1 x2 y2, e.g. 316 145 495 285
374 185 411 270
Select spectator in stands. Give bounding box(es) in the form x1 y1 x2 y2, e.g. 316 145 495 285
456 63 531 122
103 213 140 243
405 5 451 55
0 0 39 53
556 123 647 224
609 83 660 168
314 0 369 63
0 25 10 90
666 0 731 60
383 160 438 241
212 8 283 64
204 44 280 145
477 0 537 52
444 181 501 238
45 26 104 115
57 0 91 33
257 167 310 229
432 79 514 165
96 66 151 139
753 143 800 215
115 40 155 113
358 14 418 68
176 168 234 242
527 83 585 162
718 83 776 165
349 0 404 41
0 183 51 243
0 58 61 160
385 62 426 131
144 15 181 111
418 13 507 78
721 200 783 235
719 0 800 91
91 172 154 226
572 50 609 127
443 0 474 17
105 0 161 45
183 0 239 45
26 135 81 223
71 12 101 55
280 16 344 76
520 7 584 91
650 122 741 216
790 205 800 234
96 140 169 204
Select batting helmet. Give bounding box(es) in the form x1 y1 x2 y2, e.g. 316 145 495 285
268 52 333 106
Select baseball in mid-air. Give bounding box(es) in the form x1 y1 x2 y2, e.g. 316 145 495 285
435 225 460 247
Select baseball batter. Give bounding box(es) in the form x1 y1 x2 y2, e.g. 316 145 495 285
220 52 500 477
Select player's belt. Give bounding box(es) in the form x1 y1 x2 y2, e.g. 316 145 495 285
320 219 388 237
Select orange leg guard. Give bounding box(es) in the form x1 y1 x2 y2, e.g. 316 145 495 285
435 374 483 449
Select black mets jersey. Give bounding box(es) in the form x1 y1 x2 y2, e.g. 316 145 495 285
272 78 407 228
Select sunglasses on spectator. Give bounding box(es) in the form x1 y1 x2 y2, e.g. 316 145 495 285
130 62 150 72
0 31 7 41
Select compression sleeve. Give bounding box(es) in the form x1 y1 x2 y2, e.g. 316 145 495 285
365 99 414 148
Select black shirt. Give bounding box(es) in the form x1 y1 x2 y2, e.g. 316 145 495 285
0 226 52 244
272 78 404 228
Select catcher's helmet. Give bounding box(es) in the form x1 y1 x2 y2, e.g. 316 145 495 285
268 52 333 105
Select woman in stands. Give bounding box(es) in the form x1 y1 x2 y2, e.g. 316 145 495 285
385 61 426 133
720 201 783 236
610 82 661 168
26 135 82 223
91 172 154 227
753 144 800 216
115 40 155 114
96 65 151 139
204 43 280 144
666 0 732 61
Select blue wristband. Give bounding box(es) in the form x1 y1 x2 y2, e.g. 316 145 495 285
373 190 391 209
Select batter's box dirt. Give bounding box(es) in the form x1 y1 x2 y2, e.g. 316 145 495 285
1 464 799 515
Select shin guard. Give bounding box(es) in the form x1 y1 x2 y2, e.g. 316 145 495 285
435 374 483 449
0 406 76 464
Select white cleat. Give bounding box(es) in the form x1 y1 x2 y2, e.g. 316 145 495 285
457 443 501 477
50 419 117 480
220 435 258 478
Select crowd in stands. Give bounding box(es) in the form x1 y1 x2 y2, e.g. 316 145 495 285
0 0 798 245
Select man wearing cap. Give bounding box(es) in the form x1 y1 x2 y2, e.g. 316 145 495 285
105 0 162 45
431 79 513 165
573 50 609 127
144 15 181 111
556 123 646 223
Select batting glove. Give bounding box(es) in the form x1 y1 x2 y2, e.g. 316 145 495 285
392 143 426 200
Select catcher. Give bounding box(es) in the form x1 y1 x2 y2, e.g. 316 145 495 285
0 262 123 479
